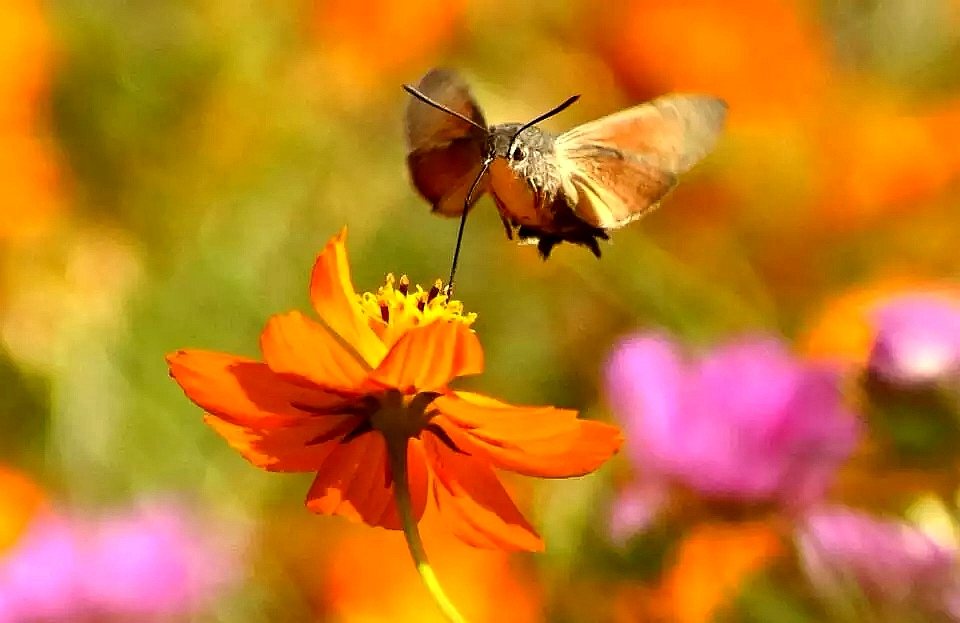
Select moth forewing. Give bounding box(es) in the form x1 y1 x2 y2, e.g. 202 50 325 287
404 68 487 151
404 69 489 216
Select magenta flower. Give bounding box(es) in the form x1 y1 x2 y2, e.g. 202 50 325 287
0 516 80 622
869 294 960 385
0 501 239 621
799 507 960 621
604 333 860 538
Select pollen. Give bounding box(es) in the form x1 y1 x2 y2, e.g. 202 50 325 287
358 274 477 334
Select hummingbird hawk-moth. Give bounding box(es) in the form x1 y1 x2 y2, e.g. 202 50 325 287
403 68 727 259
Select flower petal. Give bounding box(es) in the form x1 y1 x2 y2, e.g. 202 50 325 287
305 432 384 525
424 433 543 552
432 392 623 478
205 413 361 472
260 311 369 393
309 228 387 367
368 321 483 392
304 432 428 530
166 350 344 427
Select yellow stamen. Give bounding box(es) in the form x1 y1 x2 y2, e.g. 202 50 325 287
358 273 477 334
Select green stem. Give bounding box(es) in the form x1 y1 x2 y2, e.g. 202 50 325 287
389 440 468 623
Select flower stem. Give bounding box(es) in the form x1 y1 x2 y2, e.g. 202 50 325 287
389 440 468 623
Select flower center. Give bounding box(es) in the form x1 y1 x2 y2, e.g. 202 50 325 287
296 390 457 451
368 389 438 440
358 274 476 338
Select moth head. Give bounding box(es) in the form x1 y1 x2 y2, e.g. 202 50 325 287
501 93 580 173
488 124 553 174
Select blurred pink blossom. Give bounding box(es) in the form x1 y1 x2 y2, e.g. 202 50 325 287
605 333 860 538
798 507 960 621
0 516 79 621
869 294 960 385
0 500 240 621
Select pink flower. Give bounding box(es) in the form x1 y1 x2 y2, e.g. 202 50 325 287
0 501 239 620
799 507 960 620
869 294 960 385
80 502 235 615
605 333 860 538
0 516 80 622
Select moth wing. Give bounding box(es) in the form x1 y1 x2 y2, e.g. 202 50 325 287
405 68 489 216
555 94 727 229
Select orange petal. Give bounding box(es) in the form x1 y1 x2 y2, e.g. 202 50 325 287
368 321 483 392
260 311 370 393
309 228 387 368
424 434 543 552
205 413 362 472
432 392 624 478
167 350 344 427
305 431 428 530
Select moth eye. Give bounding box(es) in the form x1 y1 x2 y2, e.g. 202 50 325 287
510 146 526 161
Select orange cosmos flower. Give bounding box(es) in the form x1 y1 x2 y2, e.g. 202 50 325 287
167 228 622 552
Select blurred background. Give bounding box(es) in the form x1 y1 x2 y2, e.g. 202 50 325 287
2 0 960 620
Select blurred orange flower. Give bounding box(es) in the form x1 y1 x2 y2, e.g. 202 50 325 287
312 0 468 92
168 229 622 552
657 521 782 623
589 0 830 122
812 96 960 229
0 0 62 239
0 466 45 552
321 509 541 622
613 521 783 623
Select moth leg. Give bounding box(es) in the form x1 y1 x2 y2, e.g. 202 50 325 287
583 236 602 258
516 225 557 259
581 228 609 258
537 237 560 259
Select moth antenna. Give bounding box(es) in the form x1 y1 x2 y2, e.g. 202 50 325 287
509 94 581 151
402 84 488 132
446 157 493 295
